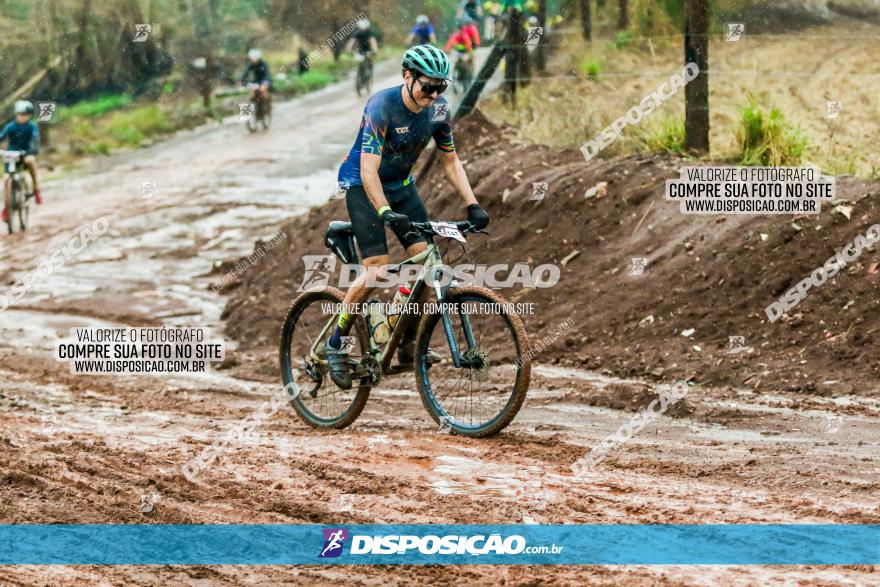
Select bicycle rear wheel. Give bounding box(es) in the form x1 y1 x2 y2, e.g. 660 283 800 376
414 286 531 437
279 286 372 429
18 183 29 230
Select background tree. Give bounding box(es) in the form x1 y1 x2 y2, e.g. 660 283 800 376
580 0 591 40
536 0 548 70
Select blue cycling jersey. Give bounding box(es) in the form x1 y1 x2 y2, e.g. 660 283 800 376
0 120 39 154
337 85 455 190
411 23 435 44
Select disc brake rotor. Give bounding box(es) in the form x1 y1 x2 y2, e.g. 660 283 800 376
464 347 490 381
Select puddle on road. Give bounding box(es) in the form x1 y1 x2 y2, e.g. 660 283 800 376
0 107 352 367
427 455 559 504
0 166 343 356
430 455 518 497
204 171 338 210
0 310 127 352
532 365 645 389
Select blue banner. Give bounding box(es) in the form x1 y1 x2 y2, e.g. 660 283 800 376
1 524 877 565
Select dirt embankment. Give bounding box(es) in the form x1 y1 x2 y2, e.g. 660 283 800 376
221 111 880 396
727 0 880 29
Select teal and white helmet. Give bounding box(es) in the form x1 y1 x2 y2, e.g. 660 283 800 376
402 44 453 81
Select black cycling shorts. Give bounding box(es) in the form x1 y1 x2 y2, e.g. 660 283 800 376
345 182 429 259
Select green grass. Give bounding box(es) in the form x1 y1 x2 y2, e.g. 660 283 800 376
579 57 603 79
638 116 686 154
56 94 132 121
106 105 174 145
824 145 862 176
612 30 635 49
273 69 336 94
737 96 809 166
89 141 111 156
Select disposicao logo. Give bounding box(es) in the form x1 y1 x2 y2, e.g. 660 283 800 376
319 528 349 558
317 530 563 558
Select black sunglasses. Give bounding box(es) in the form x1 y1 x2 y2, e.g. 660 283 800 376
416 78 448 96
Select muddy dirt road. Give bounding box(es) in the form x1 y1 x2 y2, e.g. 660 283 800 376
1 62 878 585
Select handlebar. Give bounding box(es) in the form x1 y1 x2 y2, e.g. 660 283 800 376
1 150 23 161
406 220 485 240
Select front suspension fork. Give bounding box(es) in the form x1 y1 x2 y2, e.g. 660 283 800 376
435 271 478 369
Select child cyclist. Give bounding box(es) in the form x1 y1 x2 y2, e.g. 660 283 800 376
0 100 42 222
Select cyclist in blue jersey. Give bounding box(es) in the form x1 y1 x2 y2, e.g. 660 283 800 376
406 15 437 46
1 101 42 223
325 45 490 389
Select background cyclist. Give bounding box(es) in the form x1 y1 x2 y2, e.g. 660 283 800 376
346 18 379 60
444 21 476 77
459 0 484 24
240 48 272 110
0 100 42 223
406 15 437 46
459 15 482 48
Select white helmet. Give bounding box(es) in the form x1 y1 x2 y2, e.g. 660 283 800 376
248 48 262 61
14 100 34 114
416 15 429 24
357 18 370 31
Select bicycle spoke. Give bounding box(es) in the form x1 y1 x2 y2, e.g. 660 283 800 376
282 293 367 426
419 294 524 433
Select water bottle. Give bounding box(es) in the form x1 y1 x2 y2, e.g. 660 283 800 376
368 300 391 344
387 286 412 329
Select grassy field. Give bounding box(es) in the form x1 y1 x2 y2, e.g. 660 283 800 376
481 22 880 177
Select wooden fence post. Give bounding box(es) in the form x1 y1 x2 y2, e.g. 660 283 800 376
684 0 710 154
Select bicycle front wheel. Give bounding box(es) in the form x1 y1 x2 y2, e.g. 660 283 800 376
246 100 259 133
415 286 531 437
4 179 21 234
355 63 367 96
261 100 272 130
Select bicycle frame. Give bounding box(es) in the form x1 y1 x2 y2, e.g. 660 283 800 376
306 236 480 378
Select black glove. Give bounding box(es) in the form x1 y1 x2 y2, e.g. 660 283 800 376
467 204 490 230
381 209 411 238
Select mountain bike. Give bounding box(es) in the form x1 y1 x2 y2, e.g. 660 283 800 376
355 51 374 96
2 150 32 234
453 52 474 94
245 83 271 132
279 219 532 437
